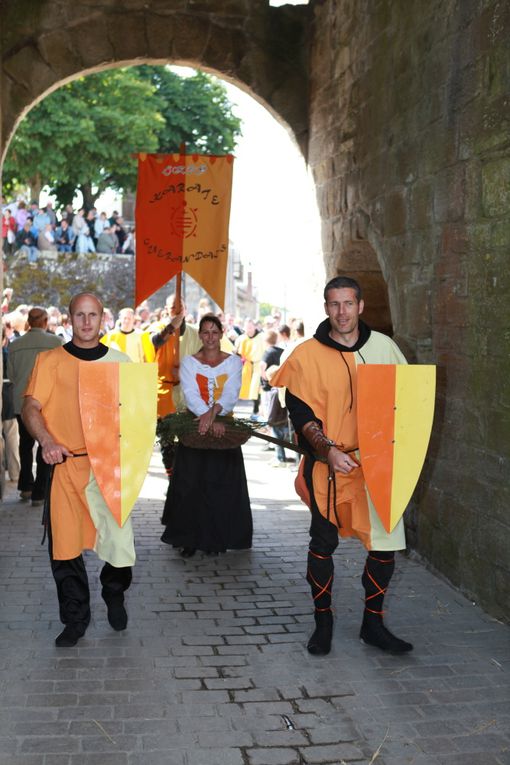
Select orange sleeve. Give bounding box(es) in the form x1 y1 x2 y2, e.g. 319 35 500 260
24 353 54 407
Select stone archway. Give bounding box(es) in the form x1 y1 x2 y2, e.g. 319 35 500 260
0 0 310 164
333 240 393 336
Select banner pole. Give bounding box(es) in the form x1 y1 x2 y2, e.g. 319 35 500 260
174 271 182 371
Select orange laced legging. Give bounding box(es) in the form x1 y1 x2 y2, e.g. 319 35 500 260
307 549 334 613
362 551 395 616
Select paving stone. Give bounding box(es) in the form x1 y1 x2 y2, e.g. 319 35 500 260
247 748 301 765
0 441 508 765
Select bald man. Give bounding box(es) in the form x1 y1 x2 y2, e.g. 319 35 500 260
22 293 134 648
7 306 62 505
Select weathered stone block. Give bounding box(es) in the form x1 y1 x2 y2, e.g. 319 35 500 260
67 19 115 68
481 157 510 217
384 190 407 237
109 12 149 61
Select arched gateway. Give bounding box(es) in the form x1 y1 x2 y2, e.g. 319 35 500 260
1 0 509 619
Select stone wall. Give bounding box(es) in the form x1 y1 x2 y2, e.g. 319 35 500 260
0 0 310 160
309 0 510 618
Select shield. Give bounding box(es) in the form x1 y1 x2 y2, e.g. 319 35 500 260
79 362 158 527
357 365 436 533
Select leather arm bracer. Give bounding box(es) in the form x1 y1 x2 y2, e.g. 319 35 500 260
301 421 335 459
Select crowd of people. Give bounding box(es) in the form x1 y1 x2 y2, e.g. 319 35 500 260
1 198 135 266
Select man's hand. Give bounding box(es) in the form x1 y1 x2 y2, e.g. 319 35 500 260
41 439 73 465
170 309 186 331
327 446 359 475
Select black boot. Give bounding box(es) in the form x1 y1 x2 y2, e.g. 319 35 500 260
306 549 334 655
307 609 333 655
360 551 413 654
100 563 131 632
55 624 87 647
360 613 413 653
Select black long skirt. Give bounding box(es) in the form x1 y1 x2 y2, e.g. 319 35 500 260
160 443 252 552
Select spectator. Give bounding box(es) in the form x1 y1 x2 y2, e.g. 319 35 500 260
14 201 28 230
96 225 117 255
37 223 58 256
55 313 73 343
278 324 291 348
7 307 62 505
55 219 74 253
94 211 108 240
71 208 87 240
45 201 57 227
33 207 51 232
61 203 74 222
15 221 39 265
2 209 17 257
260 330 289 467
85 209 97 246
2 326 20 484
75 225 95 254
2 288 13 315
122 227 135 254
115 216 127 252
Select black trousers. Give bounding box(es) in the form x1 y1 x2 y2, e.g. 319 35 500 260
303 456 395 614
48 507 132 630
16 415 49 500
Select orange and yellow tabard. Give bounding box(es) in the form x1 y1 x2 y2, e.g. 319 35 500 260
236 331 266 401
271 332 408 551
24 346 135 566
100 328 153 363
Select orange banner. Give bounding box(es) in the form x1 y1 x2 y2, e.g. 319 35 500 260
135 152 234 308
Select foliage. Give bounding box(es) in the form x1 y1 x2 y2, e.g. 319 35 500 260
157 410 263 450
134 66 242 155
3 69 163 207
3 66 242 209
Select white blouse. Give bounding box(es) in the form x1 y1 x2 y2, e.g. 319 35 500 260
180 353 242 416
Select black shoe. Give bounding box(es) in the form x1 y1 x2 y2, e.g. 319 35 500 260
307 610 333 656
180 547 196 558
55 625 85 647
105 598 128 631
360 617 413 653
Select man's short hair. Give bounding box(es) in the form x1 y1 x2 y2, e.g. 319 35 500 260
68 292 104 316
324 276 362 302
27 307 48 328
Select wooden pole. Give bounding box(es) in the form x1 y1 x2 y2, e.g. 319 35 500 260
173 271 182 371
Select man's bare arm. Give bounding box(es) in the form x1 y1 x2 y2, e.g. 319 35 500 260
22 396 73 465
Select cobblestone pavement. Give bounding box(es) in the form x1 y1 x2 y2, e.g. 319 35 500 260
0 436 508 765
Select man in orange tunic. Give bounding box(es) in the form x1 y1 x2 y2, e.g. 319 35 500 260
22 293 134 648
272 277 413 656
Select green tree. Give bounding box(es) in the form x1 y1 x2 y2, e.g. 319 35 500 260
3 66 242 210
134 66 242 155
3 68 164 209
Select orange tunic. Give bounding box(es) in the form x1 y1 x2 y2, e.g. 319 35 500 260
25 346 135 564
272 332 407 551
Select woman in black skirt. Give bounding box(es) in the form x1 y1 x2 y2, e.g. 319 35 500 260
160 314 252 556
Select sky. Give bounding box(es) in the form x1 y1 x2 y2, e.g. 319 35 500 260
223 80 324 317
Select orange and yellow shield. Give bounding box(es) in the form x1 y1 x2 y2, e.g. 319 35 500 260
357 365 436 533
78 362 158 526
